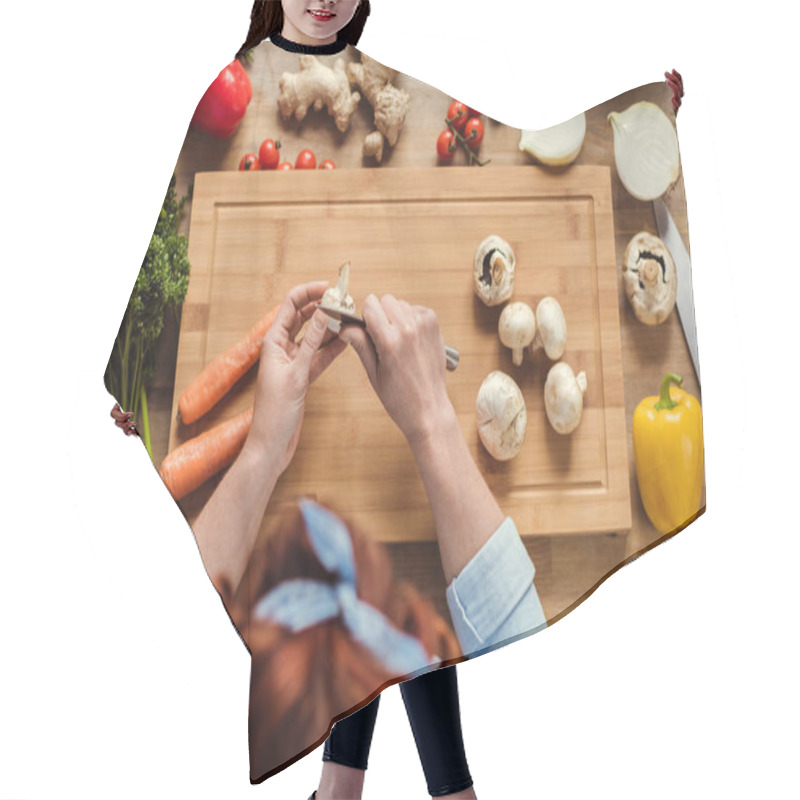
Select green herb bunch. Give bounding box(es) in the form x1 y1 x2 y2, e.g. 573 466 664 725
104 174 191 458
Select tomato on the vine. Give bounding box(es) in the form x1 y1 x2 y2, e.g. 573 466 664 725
318 159 336 170
466 106 481 119
277 161 294 170
258 138 281 170
239 153 259 171
295 149 317 169
446 101 468 133
463 117 484 150
436 129 456 162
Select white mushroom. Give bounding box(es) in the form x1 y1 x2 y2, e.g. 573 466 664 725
476 371 527 460
499 302 536 366
320 261 356 333
622 231 677 325
473 235 516 307
544 362 587 434
530 297 567 360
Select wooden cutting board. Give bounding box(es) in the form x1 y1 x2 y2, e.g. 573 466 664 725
169 165 631 542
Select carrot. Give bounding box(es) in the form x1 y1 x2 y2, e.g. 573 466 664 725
178 304 280 425
160 407 254 500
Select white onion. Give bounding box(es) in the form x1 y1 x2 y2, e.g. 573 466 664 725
607 101 680 201
519 113 586 166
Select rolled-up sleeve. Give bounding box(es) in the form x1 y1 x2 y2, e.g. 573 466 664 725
445 516 548 656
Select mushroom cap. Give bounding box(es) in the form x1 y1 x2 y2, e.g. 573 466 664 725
499 301 537 351
544 361 586 435
476 370 527 460
534 296 567 360
473 235 516 307
622 231 677 325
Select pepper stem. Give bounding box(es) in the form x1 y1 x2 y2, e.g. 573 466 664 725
654 373 683 410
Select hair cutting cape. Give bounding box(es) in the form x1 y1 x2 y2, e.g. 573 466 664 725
103 32 704 783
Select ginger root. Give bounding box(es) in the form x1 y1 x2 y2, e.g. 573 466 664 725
362 130 384 162
347 53 410 162
278 54 361 132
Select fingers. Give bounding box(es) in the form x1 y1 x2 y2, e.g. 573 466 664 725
337 325 379 385
362 293 417 355
361 293 391 347
274 281 331 341
289 298 323 340
665 68 684 114
110 403 139 436
308 336 348 384
297 308 332 369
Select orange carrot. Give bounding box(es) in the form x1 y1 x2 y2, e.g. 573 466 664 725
160 407 254 500
178 304 280 425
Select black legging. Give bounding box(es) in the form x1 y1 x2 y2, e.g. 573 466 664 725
323 665 473 797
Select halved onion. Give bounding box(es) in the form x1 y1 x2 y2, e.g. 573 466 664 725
519 113 586 166
608 101 680 201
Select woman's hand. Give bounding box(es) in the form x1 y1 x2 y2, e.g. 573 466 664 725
337 294 453 446
245 281 347 475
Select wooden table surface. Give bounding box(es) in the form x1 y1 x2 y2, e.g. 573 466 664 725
145 45 704 627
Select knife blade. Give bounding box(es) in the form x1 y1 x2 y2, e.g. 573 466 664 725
653 196 701 385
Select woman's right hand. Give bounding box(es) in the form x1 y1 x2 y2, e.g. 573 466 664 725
336 294 454 446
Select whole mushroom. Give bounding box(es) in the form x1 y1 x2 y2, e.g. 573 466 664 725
544 362 587 434
476 370 527 460
530 296 567 360
499 302 537 366
622 231 677 325
473 235 516 307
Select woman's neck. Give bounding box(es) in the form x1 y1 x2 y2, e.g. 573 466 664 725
281 19 337 47
270 29 348 55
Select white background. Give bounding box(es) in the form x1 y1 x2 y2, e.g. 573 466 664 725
1 1 797 798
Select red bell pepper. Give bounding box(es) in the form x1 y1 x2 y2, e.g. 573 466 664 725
191 59 253 138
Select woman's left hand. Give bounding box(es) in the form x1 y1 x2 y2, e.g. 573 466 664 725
245 281 347 476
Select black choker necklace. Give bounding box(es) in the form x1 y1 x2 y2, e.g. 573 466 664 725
270 31 348 55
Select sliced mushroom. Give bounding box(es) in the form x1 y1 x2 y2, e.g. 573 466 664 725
544 362 587 434
530 296 567 360
473 235 516 307
476 370 527 460
622 231 677 325
499 301 536 366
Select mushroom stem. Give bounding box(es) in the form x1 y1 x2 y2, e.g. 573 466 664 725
641 260 659 286
336 261 350 296
491 253 507 286
512 347 524 366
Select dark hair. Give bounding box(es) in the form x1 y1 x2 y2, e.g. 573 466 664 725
235 0 371 61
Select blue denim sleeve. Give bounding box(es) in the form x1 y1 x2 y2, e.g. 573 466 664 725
445 516 548 656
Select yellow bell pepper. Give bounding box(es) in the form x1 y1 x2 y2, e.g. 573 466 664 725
633 373 704 534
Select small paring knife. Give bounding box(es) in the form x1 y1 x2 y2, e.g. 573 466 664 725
317 302 460 372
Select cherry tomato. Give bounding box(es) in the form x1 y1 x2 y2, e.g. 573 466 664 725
446 100 468 133
239 153 259 171
258 138 281 170
295 149 317 169
466 106 482 119
436 129 456 163
277 161 294 171
463 117 484 150
318 159 336 170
